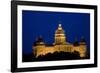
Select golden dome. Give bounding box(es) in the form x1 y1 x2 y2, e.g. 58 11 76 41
54 24 66 45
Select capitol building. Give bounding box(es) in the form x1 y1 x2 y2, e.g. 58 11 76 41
32 24 87 58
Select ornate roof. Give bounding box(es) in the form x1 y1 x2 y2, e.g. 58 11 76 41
80 37 86 45
33 36 45 46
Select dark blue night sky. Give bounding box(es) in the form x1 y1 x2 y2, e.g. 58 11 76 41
22 10 90 55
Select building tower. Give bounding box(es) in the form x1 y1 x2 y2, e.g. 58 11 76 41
33 36 45 57
79 37 87 58
54 24 66 45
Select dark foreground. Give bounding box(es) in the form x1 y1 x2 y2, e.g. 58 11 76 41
22 51 90 62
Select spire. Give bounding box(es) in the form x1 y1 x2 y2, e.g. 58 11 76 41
73 37 79 46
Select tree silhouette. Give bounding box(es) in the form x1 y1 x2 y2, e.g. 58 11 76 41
22 51 89 62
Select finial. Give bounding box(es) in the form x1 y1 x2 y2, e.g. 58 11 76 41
58 24 62 30
59 24 62 27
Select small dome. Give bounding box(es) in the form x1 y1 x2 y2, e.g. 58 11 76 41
80 37 86 45
36 36 43 42
55 24 65 34
33 36 45 46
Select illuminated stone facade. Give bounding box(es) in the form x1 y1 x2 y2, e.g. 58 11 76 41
32 24 87 58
